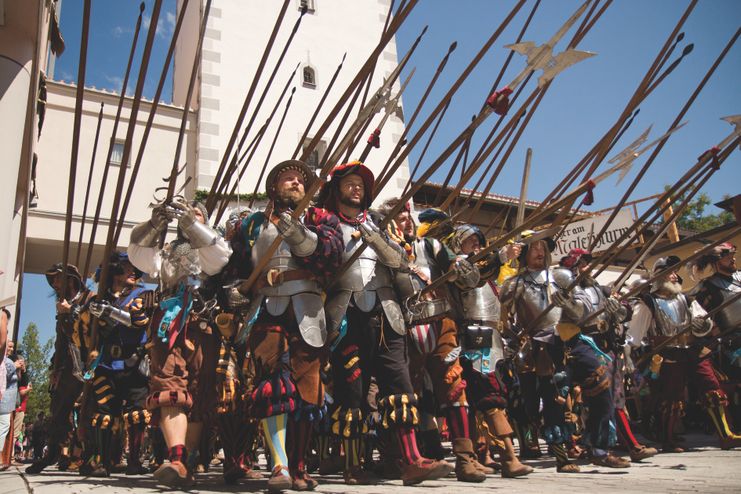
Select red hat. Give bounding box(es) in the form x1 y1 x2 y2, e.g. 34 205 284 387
560 248 592 269
316 161 375 211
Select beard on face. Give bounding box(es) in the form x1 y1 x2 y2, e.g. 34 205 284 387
656 279 682 296
580 273 596 287
275 188 303 209
339 191 362 209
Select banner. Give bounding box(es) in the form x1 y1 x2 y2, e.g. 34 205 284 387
553 209 635 258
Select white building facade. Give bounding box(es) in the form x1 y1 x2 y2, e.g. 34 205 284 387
1 0 412 334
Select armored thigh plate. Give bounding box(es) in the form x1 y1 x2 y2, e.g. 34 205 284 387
377 286 406 335
291 292 327 347
325 290 353 334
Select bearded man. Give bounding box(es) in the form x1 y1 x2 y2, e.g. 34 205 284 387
317 161 452 486
628 255 741 451
233 159 343 492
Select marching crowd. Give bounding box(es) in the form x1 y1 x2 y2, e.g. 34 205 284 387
3 159 739 491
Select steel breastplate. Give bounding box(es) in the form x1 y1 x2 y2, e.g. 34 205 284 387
652 295 690 340
516 272 562 332
325 221 405 335
335 222 394 305
460 282 501 326
707 273 741 330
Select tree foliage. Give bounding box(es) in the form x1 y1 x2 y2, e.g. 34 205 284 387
669 191 733 233
19 323 53 423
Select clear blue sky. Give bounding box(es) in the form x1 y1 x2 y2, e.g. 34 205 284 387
19 0 740 346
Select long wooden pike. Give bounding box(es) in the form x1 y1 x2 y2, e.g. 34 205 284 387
213 63 301 224
520 135 739 336
211 7 310 208
358 68 416 163
82 2 146 279
75 101 104 267
590 26 739 249
581 225 741 328
344 25 428 163
636 290 741 368
376 41 457 187
248 87 297 209
112 0 192 246
400 99 451 197
374 0 528 194
290 52 347 160
538 2 698 211
96 0 163 296
60 0 92 298
206 0 293 214
238 0 420 296
437 1 596 213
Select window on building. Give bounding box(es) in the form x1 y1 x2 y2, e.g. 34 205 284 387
109 140 127 167
302 66 316 89
302 137 327 171
298 0 315 14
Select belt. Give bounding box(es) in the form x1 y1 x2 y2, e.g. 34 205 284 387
253 268 316 292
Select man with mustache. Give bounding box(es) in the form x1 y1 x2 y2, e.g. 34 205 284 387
316 161 452 486
234 160 343 492
628 255 741 451
500 235 630 471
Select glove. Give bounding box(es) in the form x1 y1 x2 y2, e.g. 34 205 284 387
224 283 250 310
358 221 404 268
604 297 621 314
449 257 480 289
690 316 711 337
498 243 522 263
89 300 133 327
552 289 582 320
552 290 572 308
170 199 198 229
276 212 318 256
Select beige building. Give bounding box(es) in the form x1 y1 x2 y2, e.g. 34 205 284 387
0 0 411 336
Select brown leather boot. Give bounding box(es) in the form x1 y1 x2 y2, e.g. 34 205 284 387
499 436 533 478
401 458 454 486
452 438 486 483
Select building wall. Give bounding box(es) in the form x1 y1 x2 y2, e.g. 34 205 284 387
27 81 196 274
175 0 411 205
0 0 50 316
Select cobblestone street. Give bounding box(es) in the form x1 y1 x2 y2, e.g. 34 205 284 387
2 434 740 494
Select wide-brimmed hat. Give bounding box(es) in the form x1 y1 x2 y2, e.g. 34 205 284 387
265 159 316 201
45 263 83 290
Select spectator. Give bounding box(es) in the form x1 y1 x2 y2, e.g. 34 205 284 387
0 308 9 401
12 347 30 465
0 336 19 470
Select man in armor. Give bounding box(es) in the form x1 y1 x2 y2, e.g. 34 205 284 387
689 242 741 378
316 161 452 486
560 248 657 462
628 255 741 451
382 201 489 483
26 264 88 474
500 235 630 471
81 252 154 476
233 160 343 492
128 198 231 487
445 223 534 478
